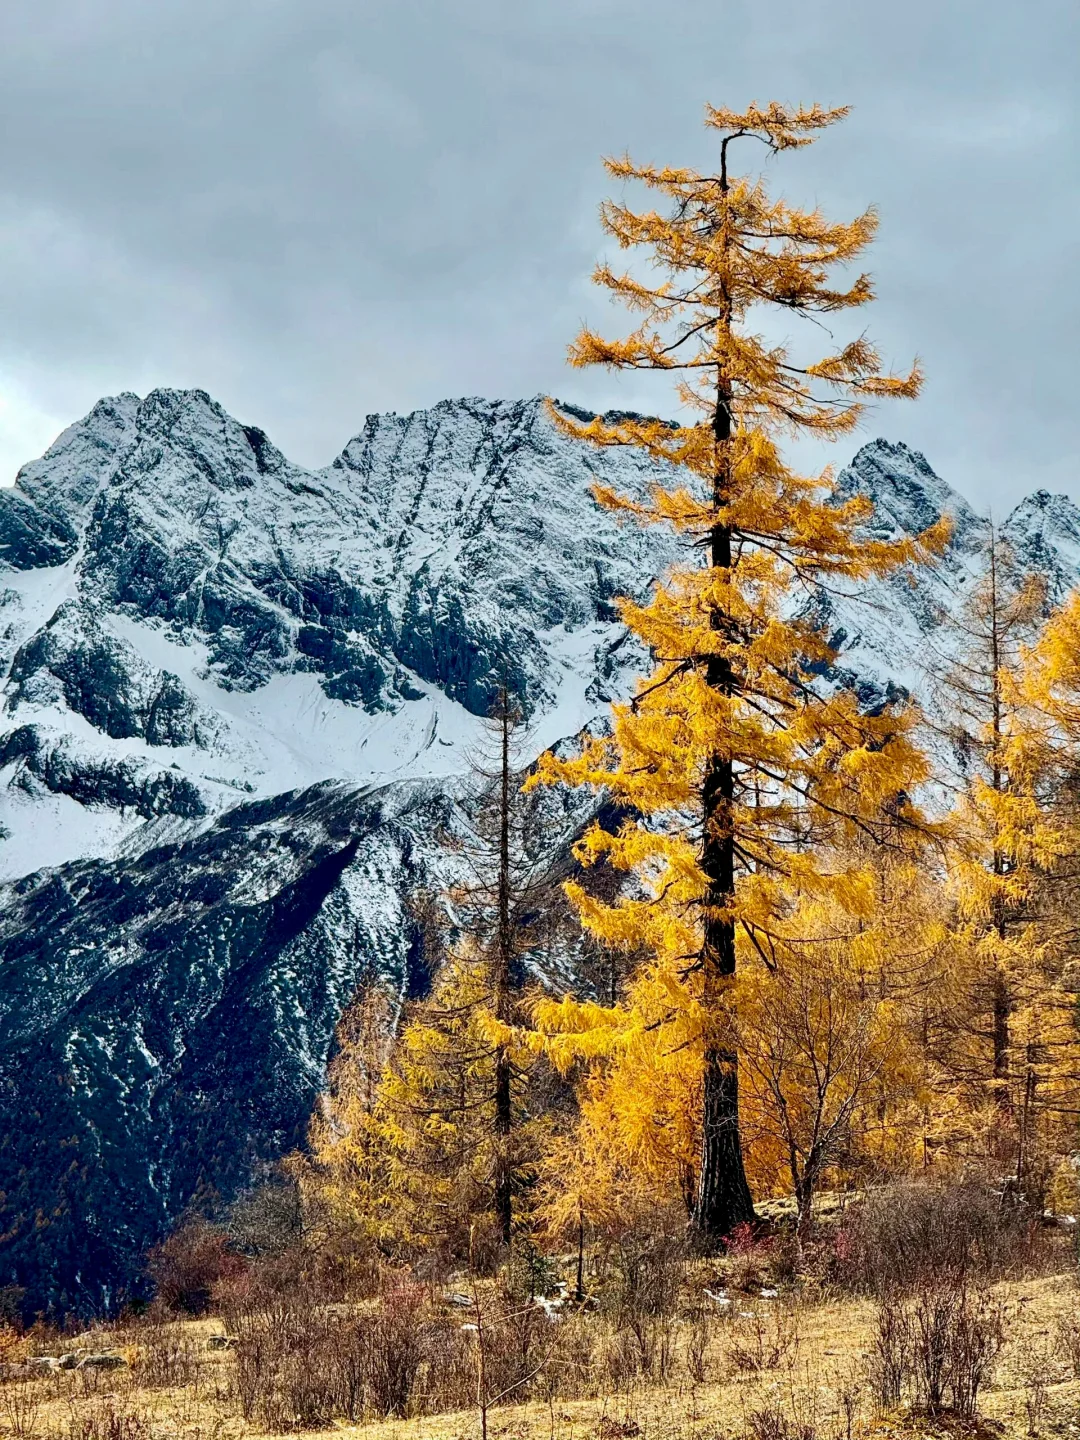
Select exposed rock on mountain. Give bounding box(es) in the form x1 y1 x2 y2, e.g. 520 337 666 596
0 781 434 1317
9 600 219 748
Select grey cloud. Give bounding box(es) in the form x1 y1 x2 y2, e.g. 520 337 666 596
0 0 1076 510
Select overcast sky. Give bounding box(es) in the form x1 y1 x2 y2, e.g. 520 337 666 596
1 0 1076 512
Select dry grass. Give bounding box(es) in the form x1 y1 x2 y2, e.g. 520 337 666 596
3 1271 1080 1440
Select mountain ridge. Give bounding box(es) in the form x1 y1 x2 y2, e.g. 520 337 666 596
1 387 1078 1317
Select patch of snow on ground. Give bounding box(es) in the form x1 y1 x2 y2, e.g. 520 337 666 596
0 781 140 879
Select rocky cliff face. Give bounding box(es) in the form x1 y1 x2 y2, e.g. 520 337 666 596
0 391 680 878
0 390 1076 1316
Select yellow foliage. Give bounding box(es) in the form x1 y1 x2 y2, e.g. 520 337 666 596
535 845 949 1228
922 544 1080 1185
300 104 1080 1259
531 100 945 1232
297 984 398 1256
303 952 545 1263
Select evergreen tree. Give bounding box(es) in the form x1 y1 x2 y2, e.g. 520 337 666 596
533 101 946 1239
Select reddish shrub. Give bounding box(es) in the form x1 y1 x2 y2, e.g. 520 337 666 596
724 1222 774 1293
147 1218 246 1315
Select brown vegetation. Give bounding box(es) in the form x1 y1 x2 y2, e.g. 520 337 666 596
3 1190 1079 1440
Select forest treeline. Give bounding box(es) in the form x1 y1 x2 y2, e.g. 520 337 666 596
163 101 1080 1295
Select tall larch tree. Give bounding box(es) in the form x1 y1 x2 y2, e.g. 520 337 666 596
533 101 947 1240
923 533 1060 1174
1000 589 1080 1186
452 689 554 1246
365 693 554 1259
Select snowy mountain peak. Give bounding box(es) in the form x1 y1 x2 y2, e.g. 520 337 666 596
128 386 291 491
1 393 140 570
0 390 684 877
1002 489 1080 597
1 393 1076 886
834 437 984 550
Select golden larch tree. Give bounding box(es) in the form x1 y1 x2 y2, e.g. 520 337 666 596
923 532 1052 1161
533 101 947 1239
304 951 544 1265
449 690 560 1246
995 587 1080 1187
736 841 943 1236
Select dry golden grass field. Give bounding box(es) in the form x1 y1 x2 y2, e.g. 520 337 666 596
3 1266 1080 1440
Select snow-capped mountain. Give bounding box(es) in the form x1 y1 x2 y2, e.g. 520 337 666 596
0 391 681 878
0 390 1076 1317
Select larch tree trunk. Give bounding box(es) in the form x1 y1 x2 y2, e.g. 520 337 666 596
493 691 514 1247
693 350 755 1240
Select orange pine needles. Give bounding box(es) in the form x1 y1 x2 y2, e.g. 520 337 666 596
533 101 947 1238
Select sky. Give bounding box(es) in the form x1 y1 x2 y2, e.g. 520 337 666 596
1 0 1077 513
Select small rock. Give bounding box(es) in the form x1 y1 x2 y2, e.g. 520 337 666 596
206 1335 236 1351
444 1292 473 1309
1 1363 38 1380
79 1354 127 1370
57 1353 81 1369
28 1355 60 1371
760 1287 779 1299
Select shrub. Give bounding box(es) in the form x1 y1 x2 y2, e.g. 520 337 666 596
0 1382 40 1440
231 1297 346 1429
744 1407 816 1440
1016 1338 1052 1434
1055 1309 1080 1378
726 1303 801 1374
837 1179 1039 1293
63 1403 152 1440
225 1178 303 1258
725 1222 771 1294
227 1276 442 1430
605 1226 687 1319
147 1219 245 1316
128 1316 202 1389
366 1282 428 1417
869 1279 1005 1418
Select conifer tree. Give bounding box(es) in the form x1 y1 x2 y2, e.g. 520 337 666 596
377 952 540 1260
304 950 544 1265
304 696 558 1262
923 533 1062 1175
997 588 1080 1182
736 845 941 1235
299 983 398 1261
450 690 558 1246
533 102 946 1239
537 839 942 1237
